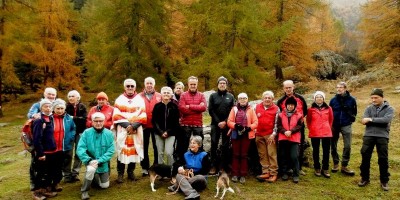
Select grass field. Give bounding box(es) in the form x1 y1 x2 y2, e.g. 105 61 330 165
1 79 399 200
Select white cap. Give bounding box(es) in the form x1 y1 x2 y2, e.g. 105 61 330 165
238 93 248 99
313 91 326 100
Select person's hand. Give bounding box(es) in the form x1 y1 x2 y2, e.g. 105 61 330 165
89 160 98 168
361 118 372 125
268 134 276 145
218 121 226 129
200 102 205 107
33 113 41 119
126 125 133 134
284 131 292 138
162 132 168 138
185 105 190 109
38 156 46 161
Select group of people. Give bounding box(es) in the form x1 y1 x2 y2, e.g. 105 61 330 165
27 76 394 200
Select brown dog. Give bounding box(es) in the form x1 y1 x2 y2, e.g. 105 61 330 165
214 171 234 199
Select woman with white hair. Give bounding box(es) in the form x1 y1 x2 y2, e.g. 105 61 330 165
64 90 87 183
152 86 180 166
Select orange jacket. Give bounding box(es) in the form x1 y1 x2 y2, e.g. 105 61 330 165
227 105 258 139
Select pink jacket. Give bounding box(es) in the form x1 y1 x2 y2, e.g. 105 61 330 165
227 105 258 139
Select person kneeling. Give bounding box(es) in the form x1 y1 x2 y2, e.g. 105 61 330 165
77 112 115 200
169 135 210 199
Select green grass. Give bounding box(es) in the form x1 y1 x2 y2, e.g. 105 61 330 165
1 80 400 200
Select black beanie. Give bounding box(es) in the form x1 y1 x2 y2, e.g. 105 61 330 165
370 88 383 97
285 97 297 108
217 76 228 85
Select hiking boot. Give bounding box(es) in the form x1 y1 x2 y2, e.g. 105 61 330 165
168 185 176 192
117 174 124 183
231 176 238 183
299 170 306 176
209 167 217 175
256 173 270 182
331 164 339 173
81 191 90 200
239 177 246 184
282 174 289 181
322 170 331 178
142 169 149 177
267 175 277 183
293 176 299 183
314 169 321 177
51 184 63 192
358 179 369 187
341 166 355 176
42 188 57 198
128 173 136 181
185 192 200 200
381 182 389 191
32 190 46 200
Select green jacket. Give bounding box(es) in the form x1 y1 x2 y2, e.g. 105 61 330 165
77 127 115 173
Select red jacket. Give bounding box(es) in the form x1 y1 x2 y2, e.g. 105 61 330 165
255 103 279 137
86 104 114 129
306 103 333 138
178 90 207 126
140 90 162 128
277 110 302 143
227 105 258 139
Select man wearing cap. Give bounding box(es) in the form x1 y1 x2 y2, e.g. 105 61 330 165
86 92 114 129
358 88 394 191
277 80 308 175
329 82 357 175
208 76 234 174
112 78 147 183
178 76 207 160
139 77 162 176
78 112 115 200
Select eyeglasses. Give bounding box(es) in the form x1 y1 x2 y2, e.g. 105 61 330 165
126 85 135 88
68 96 75 97
238 97 247 100
93 120 104 123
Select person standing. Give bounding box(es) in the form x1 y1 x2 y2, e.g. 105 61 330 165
152 86 180 166
306 91 333 178
329 82 357 175
227 93 258 184
208 76 234 174
112 78 147 183
86 92 114 129
255 91 279 183
277 80 308 175
77 112 115 200
358 88 394 191
172 81 184 104
139 77 162 176
64 90 87 183
178 76 207 160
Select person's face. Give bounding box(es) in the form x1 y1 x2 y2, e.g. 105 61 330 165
162 90 172 101
217 81 227 91
92 117 105 129
315 95 324 104
68 94 79 104
286 104 295 112
54 105 65 115
189 140 200 152
371 95 384 106
188 79 198 92
124 84 136 95
238 96 248 106
174 85 183 95
97 98 107 106
336 84 346 95
283 83 294 96
45 92 56 102
262 95 273 106
145 80 154 93
41 104 52 115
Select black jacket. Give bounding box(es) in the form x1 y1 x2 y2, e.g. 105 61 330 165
152 101 180 136
208 90 235 125
66 102 87 134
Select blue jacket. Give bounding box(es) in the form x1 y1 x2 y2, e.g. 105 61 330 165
184 150 210 175
27 101 40 119
329 91 357 128
77 127 115 173
60 114 76 151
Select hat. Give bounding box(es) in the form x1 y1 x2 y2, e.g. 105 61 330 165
52 98 66 110
96 92 108 101
370 88 383 97
238 93 248 99
285 97 297 108
217 76 228 84
313 91 326 100
39 99 52 109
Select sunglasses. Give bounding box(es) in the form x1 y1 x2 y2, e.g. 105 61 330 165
126 85 135 88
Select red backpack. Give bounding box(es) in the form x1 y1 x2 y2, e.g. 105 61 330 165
21 119 34 152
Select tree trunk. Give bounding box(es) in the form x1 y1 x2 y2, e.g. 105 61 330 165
274 0 284 80
0 0 5 117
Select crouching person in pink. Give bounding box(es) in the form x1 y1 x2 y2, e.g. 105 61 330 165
77 112 115 200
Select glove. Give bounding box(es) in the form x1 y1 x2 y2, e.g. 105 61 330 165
244 126 251 133
234 124 244 131
131 122 142 129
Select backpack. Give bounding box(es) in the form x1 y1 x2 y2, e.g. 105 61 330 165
21 119 34 152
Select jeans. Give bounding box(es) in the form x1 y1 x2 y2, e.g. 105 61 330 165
154 135 175 166
141 128 158 170
360 136 389 183
81 166 110 192
279 140 299 177
311 138 331 170
331 125 352 166
210 125 230 171
63 133 82 179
